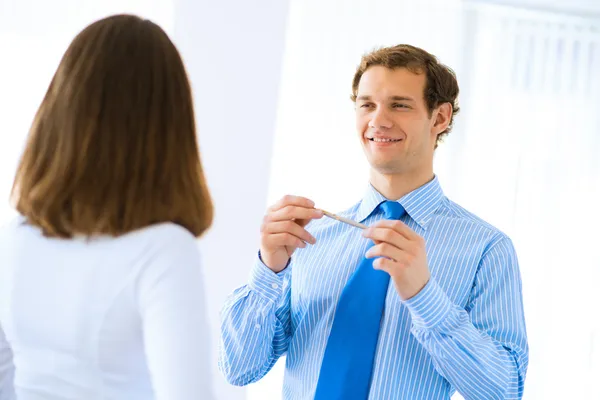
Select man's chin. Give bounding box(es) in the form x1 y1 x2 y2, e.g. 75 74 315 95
368 161 404 176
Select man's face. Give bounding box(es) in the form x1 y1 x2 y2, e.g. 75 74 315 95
356 66 440 176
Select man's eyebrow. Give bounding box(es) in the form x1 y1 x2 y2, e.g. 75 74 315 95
356 95 416 102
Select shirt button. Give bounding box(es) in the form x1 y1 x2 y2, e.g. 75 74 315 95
271 283 279 289
255 324 261 330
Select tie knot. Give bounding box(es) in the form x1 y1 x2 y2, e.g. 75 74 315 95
379 200 405 220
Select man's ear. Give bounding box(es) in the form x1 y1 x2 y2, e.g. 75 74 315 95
432 102 452 135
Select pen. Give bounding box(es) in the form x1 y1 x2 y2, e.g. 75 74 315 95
318 209 367 230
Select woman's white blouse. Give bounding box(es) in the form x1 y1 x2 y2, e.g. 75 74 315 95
0 218 214 400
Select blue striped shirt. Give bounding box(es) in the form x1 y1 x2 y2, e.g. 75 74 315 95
219 176 529 399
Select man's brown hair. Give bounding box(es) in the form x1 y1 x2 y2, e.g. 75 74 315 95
11 14 213 238
351 44 460 145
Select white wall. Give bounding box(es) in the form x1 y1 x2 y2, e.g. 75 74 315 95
171 1 290 398
469 0 600 14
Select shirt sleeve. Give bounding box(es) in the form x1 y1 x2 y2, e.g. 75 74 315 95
403 235 529 400
0 323 15 400
218 253 292 386
137 228 215 400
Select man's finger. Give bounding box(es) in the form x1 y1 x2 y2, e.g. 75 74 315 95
264 232 307 249
365 242 403 262
362 227 412 250
268 195 316 212
367 219 420 241
267 205 323 223
262 221 316 244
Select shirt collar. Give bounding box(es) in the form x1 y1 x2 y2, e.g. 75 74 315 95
356 175 445 230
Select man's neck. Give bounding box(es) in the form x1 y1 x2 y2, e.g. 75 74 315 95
369 168 435 200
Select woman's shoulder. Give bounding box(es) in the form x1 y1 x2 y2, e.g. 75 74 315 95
0 214 33 242
129 223 202 272
0 214 28 229
142 222 197 240
131 222 199 253
133 223 205 304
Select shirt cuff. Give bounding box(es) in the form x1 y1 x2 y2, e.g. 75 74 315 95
403 278 454 330
248 253 289 304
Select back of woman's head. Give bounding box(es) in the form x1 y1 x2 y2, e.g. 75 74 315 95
11 14 213 238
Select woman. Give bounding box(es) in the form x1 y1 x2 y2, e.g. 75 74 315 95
0 14 215 400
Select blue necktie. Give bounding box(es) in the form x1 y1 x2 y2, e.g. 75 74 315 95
314 200 405 400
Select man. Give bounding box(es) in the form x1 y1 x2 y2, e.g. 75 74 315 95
219 44 528 400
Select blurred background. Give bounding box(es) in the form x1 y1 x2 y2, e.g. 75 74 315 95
1 0 599 399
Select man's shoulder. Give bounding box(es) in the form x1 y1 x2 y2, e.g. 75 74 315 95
440 198 510 245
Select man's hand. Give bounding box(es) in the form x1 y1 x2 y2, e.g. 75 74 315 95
260 195 323 273
362 220 430 300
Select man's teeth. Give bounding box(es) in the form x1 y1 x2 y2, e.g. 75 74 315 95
370 138 401 142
